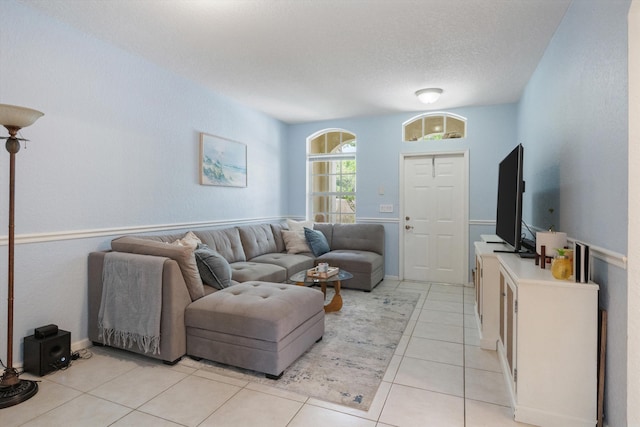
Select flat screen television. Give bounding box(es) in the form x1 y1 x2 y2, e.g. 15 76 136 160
495 143 526 253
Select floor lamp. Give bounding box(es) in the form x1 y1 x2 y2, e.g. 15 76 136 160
0 104 43 409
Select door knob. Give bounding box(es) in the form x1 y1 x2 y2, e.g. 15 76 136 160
405 225 413 230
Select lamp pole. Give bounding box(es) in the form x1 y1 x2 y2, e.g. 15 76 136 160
0 104 43 408
2 129 20 384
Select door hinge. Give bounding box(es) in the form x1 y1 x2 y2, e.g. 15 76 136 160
515 300 518 313
514 368 518 383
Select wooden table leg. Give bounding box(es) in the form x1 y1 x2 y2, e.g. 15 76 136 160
323 280 343 313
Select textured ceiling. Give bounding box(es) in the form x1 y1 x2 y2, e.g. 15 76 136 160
20 0 571 124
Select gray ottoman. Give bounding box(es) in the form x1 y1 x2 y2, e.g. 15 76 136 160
185 281 325 378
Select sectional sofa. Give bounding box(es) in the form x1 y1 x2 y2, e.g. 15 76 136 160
87 221 385 376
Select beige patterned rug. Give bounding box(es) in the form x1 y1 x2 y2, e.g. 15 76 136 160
180 286 420 410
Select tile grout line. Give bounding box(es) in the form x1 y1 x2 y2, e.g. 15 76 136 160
23 281 486 427
462 286 468 427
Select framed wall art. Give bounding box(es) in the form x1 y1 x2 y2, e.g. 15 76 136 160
199 133 247 187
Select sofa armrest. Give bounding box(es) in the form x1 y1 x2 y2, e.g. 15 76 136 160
88 251 192 363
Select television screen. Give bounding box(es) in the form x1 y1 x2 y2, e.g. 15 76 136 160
495 144 524 252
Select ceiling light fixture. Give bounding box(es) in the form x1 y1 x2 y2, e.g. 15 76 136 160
415 88 443 104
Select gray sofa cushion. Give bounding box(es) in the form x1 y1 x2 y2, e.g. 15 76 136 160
111 236 204 301
238 224 279 259
185 282 324 342
194 244 232 289
194 228 246 263
230 262 287 283
331 223 384 255
270 223 287 253
316 249 384 291
250 252 315 277
313 223 334 247
317 249 383 274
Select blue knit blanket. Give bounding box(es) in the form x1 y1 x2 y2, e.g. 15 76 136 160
98 252 166 354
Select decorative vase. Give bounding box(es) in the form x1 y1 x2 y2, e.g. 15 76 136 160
551 256 572 280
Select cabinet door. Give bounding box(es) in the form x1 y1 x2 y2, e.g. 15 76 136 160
500 269 517 394
500 273 505 345
506 281 515 383
475 255 483 325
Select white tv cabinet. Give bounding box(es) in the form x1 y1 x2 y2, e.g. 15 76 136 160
473 240 512 350
496 252 598 427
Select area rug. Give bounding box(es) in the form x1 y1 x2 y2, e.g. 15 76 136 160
180 286 420 410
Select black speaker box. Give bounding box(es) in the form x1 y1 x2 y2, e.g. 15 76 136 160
23 330 71 376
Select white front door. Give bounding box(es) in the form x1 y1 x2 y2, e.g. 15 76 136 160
402 153 467 284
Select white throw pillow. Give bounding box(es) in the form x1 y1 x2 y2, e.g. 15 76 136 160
172 231 201 250
286 219 314 232
281 230 312 254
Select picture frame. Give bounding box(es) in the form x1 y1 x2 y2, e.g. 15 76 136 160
199 133 247 187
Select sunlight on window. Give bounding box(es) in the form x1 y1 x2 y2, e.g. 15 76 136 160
307 130 356 224
403 113 467 141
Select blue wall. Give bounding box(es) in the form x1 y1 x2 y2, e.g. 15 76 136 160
286 104 518 278
0 0 289 362
1 2 633 423
1 1 289 233
517 1 631 424
287 1 633 423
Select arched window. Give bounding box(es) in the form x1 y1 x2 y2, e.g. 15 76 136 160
403 112 467 141
307 129 356 223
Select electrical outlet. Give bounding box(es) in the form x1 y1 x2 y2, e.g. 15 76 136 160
379 204 393 213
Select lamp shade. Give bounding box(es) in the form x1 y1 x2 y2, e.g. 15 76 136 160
415 88 443 104
0 104 44 130
536 231 567 256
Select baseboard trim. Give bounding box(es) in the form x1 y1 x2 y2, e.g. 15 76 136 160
14 338 93 369
73 338 93 353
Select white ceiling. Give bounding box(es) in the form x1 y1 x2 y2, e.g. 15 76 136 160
20 0 571 124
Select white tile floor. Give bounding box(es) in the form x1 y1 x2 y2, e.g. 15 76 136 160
0 280 535 426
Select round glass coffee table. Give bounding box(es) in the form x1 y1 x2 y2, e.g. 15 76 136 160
289 269 353 313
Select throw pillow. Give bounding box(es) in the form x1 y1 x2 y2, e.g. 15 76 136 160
193 244 233 290
172 231 201 250
111 236 204 301
286 219 314 233
304 227 330 256
281 230 312 254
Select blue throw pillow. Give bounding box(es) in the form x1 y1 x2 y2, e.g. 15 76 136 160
304 227 330 256
194 244 233 290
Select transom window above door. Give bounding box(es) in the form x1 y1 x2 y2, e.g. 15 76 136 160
307 129 356 224
403 112 467 141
